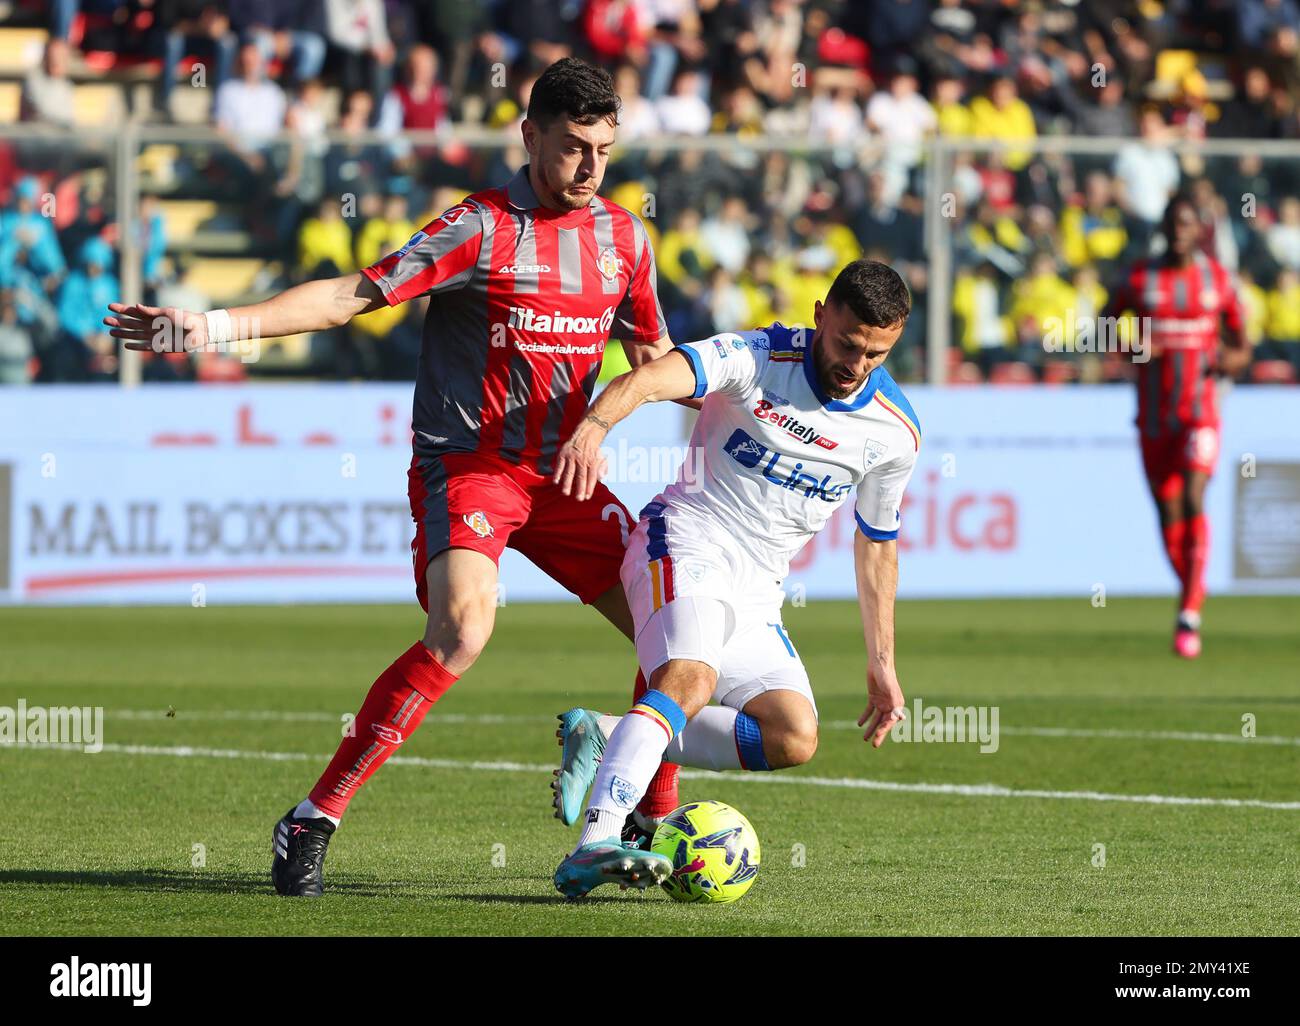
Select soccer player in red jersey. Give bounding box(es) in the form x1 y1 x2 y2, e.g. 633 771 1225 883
1101 192 1252 658
105 58 685 895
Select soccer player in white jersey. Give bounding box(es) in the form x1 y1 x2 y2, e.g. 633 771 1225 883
546 260 922 897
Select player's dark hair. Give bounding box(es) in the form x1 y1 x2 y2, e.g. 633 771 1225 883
1161 190 1198 237
826 259 912 328
527 57 621 129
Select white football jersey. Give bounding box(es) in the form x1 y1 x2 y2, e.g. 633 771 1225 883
650 322 921 580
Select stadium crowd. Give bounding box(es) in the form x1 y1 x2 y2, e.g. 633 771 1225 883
2 0 1300 384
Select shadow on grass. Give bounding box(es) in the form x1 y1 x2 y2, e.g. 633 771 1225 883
0 868 405 898
444 892 654 906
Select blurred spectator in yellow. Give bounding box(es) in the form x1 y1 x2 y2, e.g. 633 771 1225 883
657 209 714 289
355 192 416 270
1234 268 1269 348
299 197 355 277
968 74 1037 171
1264 268 1300 366
1011 252 1073 348
1060 171 1128 270
953 260 1013 372
932 73 972 136
739 253 779 327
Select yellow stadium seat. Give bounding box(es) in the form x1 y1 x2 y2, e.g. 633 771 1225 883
0 81 20 124
71 83 126 126
181 258 266 304
156 200 218 243
0 28 48 75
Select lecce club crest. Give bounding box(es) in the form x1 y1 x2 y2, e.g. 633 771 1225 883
463 511 494 538
597 246 622 282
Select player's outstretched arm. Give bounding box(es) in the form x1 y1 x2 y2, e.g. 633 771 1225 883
621 334 705 411
553 347 698 501
854 532 907 749
104 273 389 354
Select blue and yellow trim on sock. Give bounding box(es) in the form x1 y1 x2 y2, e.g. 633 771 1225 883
628 688 688 742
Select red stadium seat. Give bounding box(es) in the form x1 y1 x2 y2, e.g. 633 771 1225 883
1041 360 1077 385
948 361 984 386
1250 359 1298 384
196 357 248 383
988 362 1037 385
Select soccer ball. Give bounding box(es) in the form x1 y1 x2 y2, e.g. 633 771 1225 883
651 800 761 904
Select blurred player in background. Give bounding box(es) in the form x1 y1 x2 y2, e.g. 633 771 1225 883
105 57 687 896
1102 193 1251 658
547 261 920 897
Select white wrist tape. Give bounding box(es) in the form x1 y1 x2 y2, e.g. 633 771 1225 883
203 309 233 346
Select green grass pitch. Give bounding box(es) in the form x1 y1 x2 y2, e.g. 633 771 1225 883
1 596 1297 936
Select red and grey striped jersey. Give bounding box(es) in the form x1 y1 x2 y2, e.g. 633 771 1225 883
1107 253 1244 437
360 165 667 472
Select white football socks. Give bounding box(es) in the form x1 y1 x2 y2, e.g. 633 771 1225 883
576 692 687 850
293 798 341 827
598 706 758 772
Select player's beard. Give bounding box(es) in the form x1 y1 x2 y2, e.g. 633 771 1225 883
814 334 868 399
539 164 598 211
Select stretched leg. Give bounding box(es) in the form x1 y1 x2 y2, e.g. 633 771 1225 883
581 576 681 822
272 549 497 897
302 548 497 822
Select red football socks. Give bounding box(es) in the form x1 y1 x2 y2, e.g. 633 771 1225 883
1182 513 1209 614
1162 518 1187 582
308 642 458 820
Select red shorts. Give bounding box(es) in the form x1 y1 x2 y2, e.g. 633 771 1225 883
406 452 633 610
1140 424 1220 501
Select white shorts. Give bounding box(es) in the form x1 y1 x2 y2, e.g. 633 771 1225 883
621 501 816 717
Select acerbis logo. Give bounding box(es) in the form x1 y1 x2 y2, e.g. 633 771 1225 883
724 429 852 502
497 263 552 274
752 399 839 450
506 305 615 335
371 724 403 744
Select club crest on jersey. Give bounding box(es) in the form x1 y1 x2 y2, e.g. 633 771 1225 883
463 511 494 538
864 438 888 466
597 246 622 282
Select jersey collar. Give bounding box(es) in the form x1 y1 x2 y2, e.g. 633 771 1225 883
802 343 881 411
506 165 595 225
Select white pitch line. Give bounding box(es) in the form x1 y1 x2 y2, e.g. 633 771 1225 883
11 741 1300 812
107 710 1300 748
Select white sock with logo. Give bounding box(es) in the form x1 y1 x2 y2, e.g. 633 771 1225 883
576 695 685 851
600 707 744 771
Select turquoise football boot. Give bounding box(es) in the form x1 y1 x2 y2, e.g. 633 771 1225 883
553 841 672 899
551 708 606 826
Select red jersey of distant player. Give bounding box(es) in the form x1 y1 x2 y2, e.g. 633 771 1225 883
360 165 666 609
1104 251 1246 494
